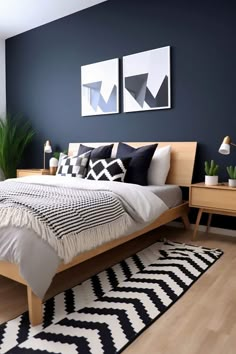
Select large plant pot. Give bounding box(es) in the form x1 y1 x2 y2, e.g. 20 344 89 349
205 175 218 186
228 179 236 187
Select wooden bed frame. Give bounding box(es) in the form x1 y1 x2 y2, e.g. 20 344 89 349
0 141 197 326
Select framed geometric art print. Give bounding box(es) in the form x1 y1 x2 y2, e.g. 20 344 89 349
81 58 119 116
123 46 171 112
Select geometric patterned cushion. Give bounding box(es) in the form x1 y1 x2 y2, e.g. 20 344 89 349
56 152 90 178
86 158 131 182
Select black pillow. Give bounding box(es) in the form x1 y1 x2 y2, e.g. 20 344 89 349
86 158 131 182
116 142 158 185
78 144 114 159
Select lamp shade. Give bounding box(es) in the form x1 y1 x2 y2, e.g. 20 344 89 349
218 136 231 155
44 140 52 153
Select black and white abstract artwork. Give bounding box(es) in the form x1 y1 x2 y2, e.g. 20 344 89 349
123 46 171 112
81 58 119 116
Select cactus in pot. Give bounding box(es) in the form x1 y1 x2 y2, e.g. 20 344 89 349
49 150 68 175
226 165 236 187
204 160 219 185
226 166 236 179
204 160 219 176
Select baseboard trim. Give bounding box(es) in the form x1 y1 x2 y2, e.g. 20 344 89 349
168 221 236 237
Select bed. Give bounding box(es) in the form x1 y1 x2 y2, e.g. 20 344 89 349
0 141 197 326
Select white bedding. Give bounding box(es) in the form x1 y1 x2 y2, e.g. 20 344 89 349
144 185 182 208
0 176 169 298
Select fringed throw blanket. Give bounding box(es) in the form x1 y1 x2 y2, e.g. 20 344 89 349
0 181 132 262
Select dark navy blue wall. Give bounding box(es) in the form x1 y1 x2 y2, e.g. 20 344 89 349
6 0 236 229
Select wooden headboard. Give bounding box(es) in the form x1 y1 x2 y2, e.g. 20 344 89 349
68 142 197 187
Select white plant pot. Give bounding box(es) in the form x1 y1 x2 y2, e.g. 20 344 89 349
49 157 59 176
205 175 218 186
49 157 59 168
228 179 236 187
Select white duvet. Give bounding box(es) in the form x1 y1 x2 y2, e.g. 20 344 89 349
0 176 168 298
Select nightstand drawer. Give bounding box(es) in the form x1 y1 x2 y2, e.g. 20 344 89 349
191 186 236 212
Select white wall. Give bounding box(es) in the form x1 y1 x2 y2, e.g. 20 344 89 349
0 37 6 117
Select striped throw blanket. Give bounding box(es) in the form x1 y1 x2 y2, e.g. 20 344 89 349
0 181 132 262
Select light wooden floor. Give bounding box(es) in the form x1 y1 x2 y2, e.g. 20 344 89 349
0 225 236 354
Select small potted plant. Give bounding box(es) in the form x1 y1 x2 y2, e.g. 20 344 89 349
49 150 68 175
204 160 219 185
226 166 236 187
49 153 59 175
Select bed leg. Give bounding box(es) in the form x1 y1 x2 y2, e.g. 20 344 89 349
181 214 190 229
27 286 43 326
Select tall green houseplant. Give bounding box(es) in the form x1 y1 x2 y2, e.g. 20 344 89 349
0 115 35 179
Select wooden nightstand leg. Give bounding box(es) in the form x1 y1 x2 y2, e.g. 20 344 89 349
206 213 212 233
192 208 203 240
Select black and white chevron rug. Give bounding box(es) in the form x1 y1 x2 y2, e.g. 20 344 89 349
0 240 223 354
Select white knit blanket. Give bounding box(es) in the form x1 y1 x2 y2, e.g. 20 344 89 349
0 181 132 262
0 177 169 263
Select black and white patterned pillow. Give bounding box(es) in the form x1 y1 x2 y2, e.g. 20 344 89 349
56 152 90 178
86 158 131 182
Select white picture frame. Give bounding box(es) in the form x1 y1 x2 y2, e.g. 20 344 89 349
123 46 171 112
81 58 119 116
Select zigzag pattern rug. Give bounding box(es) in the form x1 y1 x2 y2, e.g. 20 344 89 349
0 240 223 354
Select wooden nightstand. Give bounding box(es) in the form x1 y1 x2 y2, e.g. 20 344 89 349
189 182 236 239
17 169 50 178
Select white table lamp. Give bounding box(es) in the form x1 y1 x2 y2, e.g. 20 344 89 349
218 136 236 155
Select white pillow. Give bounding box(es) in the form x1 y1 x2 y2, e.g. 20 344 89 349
148 145 171 185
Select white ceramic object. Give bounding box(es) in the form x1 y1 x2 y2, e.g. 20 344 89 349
49 157 59 175
205 175 218 186
49 157 58 168
228 179 236 187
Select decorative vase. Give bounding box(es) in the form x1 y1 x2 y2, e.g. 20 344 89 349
228 179 236 187
205 175 218 186
49 157 58 175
